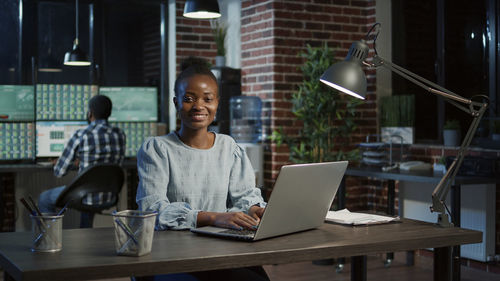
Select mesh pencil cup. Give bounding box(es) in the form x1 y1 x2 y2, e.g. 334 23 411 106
112 210 157 256
30 213 64 252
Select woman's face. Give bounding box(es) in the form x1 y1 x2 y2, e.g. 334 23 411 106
175 74 219 131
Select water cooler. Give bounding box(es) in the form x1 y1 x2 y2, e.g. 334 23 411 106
230 96 264 187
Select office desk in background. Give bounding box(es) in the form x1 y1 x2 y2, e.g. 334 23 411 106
343 165 500 219
0 219 482 281
0 160 139 231
340 165 500 281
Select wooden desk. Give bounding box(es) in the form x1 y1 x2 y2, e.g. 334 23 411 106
0 219 481 281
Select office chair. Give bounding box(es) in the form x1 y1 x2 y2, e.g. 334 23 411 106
55 163 125 228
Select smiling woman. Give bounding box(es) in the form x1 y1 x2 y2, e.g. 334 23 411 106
135 57 269 280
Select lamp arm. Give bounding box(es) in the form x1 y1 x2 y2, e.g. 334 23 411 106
371 56 471 105
369 55 489 227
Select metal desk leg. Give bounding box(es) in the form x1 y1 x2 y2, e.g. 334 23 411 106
451 184 461 281
406 250 415 265
434 247 452 281
384 180 395 267
351 256 367 281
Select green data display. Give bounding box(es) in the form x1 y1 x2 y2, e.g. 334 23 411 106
36 84 98 120
99 87 158 122
0 85 35 121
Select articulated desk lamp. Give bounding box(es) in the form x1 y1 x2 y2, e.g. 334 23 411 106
320 23 489 227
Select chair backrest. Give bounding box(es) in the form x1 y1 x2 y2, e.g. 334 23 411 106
55 163 125 213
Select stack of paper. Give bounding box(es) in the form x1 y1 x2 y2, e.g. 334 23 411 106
325 209 400 225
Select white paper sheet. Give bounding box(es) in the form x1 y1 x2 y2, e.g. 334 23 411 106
325 209 400 225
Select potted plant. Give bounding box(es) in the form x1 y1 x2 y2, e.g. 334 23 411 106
270 43 362 164
433 156 447 174
379 95 415 144
211 20 227 67
269 43 361 266
443 119 461 146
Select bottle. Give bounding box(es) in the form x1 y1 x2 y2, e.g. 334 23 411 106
229 96 262 143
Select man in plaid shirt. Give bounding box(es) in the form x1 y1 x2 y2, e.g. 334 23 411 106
39 95 126 214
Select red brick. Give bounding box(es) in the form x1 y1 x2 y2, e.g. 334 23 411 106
333 0 350 5
305 22 324 30
342 25 359 32
333 16 350 23
275 20 304 29
351 16 370 25
343 7 362 15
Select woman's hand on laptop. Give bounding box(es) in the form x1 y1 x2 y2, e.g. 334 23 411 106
198 211 260 230
248 206 265 221
218 212 260 230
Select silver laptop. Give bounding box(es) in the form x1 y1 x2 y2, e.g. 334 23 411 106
190 161 348 241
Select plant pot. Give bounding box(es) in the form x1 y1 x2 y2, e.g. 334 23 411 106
215 56 225 67
433 163 446 174
443 129 460 146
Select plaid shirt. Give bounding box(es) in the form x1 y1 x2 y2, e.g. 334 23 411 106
54 119 126 207
54 119 126 177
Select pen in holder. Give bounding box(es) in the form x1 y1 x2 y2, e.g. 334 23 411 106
30 213 64 252
32 200 70 246
112 210 157 256
20 197 65 252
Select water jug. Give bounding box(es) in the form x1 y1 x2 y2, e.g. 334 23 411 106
230 96 262 143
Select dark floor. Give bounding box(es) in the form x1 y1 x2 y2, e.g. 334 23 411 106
264 252 500 281
2 252 500 281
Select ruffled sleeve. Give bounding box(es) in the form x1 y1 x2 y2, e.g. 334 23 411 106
227 143 267 213
136 137 199 230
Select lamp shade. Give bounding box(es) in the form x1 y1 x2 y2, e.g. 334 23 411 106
183 0 221 19
320 40 370 100
64 44 91 66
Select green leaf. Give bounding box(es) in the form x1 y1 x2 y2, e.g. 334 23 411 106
274 43 361 164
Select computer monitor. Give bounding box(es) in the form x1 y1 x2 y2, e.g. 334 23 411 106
0 85 35 121
99 87 158 122
0 122 35 160
36 84 98 121
36 121 87 158
111 122 158 158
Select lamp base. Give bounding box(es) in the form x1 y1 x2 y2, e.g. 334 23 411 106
437 213 454 228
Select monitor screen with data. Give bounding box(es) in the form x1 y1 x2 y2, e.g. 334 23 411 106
0 85 35 121
36 121 87 157
99 87 158 122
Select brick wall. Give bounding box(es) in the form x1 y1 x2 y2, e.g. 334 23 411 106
240 0 378 210
175 1 218 71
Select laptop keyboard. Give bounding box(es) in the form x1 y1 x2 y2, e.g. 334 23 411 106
220 228 256 236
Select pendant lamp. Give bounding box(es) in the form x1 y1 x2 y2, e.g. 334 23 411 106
183 0 221 19
64 0 91 66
